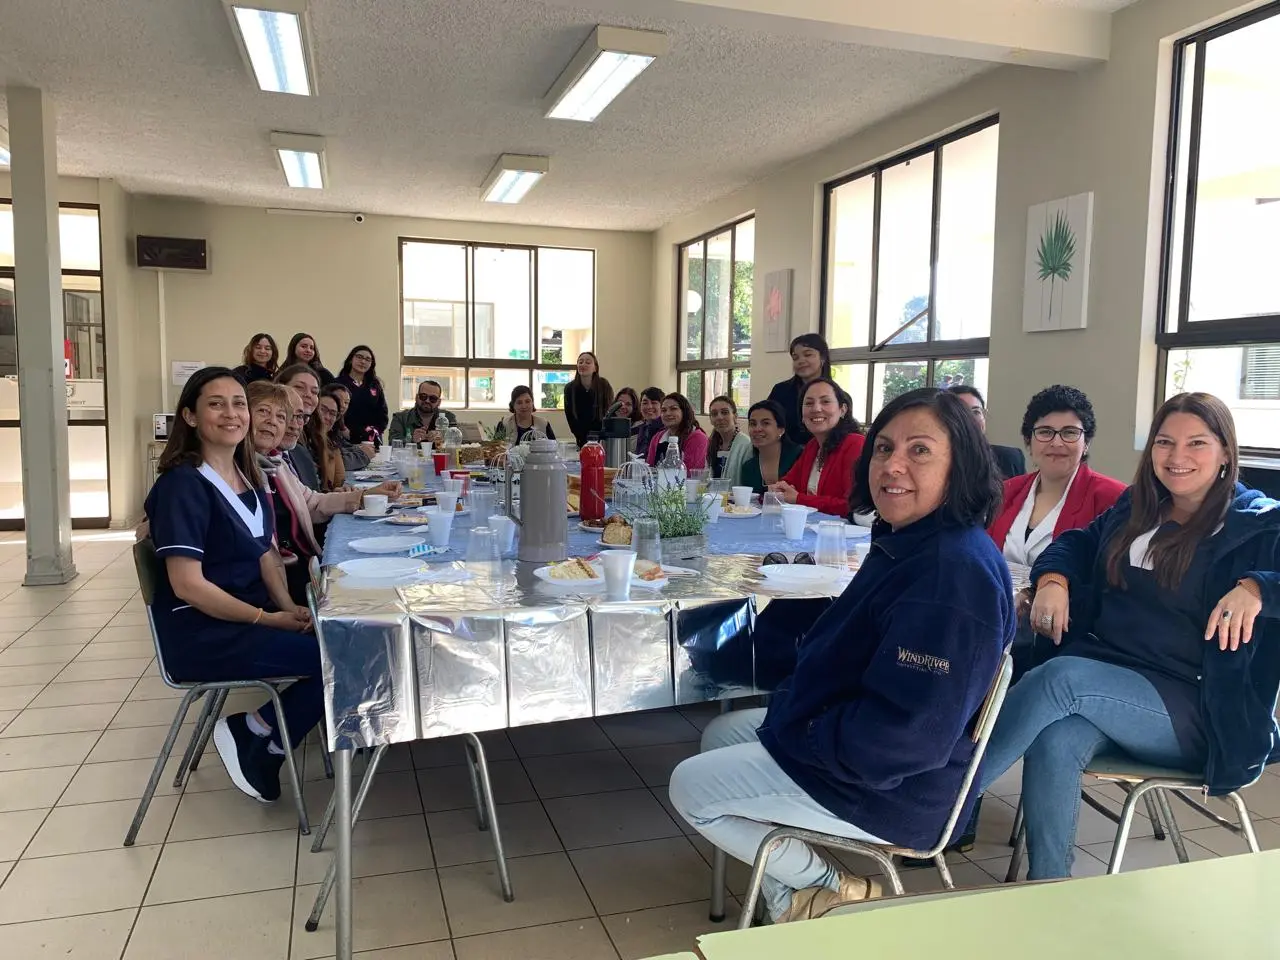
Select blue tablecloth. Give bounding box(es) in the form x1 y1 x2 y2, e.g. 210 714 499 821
322 505 867 568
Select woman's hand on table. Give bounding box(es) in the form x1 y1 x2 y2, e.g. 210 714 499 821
265 606 311 632
1029 581 1070 644
1205 580 1262 651
769 481 799 505
343 490 364 513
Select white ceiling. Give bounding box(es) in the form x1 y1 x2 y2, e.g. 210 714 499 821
0 0 1137 231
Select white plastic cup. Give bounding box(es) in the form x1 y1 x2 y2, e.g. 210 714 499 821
434 491 459 516
600 550 637 600
419 442 433 456
684 478 701 502
781 504 808 541
732 485 753 507
853 541 872 561
427 508 455 546
701 492 721 524
488 514 516 553
362 494 389 516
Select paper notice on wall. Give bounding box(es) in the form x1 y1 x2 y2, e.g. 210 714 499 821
171 361 205 387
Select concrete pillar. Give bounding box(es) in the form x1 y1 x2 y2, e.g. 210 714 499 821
8 86 76 585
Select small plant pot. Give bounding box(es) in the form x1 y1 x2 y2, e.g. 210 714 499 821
660 534 708 563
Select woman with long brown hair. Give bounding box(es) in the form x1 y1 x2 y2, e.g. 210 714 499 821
975 392 1280 880
234 333 279 383
564 351 614 447
645 392 708 470
284 332 334 386
144 367 320 805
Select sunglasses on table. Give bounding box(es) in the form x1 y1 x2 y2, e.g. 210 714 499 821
763 552 814 566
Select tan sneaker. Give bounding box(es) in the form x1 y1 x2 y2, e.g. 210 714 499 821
777 873 882 923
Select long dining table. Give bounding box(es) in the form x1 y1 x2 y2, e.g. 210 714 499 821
307 463 878 958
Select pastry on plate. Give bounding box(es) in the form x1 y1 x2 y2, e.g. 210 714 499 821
547 557 599 581
602 516 633 545
634 559 666 582
580 516 606 529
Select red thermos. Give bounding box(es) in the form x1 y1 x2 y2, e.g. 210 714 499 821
579 440 606 523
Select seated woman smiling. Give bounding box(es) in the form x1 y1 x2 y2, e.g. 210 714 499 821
670 388 1013 922
977 392 1280 881
739 399 805 494
770 377 865 516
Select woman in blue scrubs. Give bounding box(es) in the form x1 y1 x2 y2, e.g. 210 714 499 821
144 366 323 804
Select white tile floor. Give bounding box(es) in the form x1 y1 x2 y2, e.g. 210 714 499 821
1 531 1280 958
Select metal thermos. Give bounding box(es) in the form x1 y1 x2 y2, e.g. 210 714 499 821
600 417 632 469
506 438 568 563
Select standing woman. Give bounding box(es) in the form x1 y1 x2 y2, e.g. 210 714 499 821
978 393 1280 881
337 345 389 446
646 393 709 470
143 367 322 804
739 400 805 494
767 334 831 447
564 351 614 447
284 332 334 386
707 395 752 483
770 378 864 516
234 333 278 383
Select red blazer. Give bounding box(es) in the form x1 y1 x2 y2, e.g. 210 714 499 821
781 432 866 517
987 463 1127 550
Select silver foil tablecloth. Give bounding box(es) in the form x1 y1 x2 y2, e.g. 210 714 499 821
314 554 853 751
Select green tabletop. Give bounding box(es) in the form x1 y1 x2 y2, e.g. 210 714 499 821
697 851 1280 959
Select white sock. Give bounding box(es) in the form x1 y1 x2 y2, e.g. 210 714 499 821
267 741 286 756
245 713 272 738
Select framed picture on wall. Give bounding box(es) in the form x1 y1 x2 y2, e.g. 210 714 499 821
762 268 793 352
1022 192 1094 333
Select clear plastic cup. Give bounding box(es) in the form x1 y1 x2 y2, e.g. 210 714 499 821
443 477 465 497
814 520 848 569
465 526 501 566
762 491 784 531
469 486 496 520
633 517 661 564
701 493 721 524
600 550 637 600
487 514 516 553
435 491 459 515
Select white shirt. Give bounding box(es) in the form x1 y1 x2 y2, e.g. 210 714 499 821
1002 467 1079 568
807 458 822 495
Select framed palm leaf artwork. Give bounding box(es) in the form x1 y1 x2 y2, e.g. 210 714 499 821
1022 192 1093 332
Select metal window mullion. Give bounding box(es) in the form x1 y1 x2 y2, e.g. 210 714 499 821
727 227 736 362
465 244 474 408
1176 40 1207 330
700 243 708 364
869 170 882 349
531 248 539 366
927 146 943 343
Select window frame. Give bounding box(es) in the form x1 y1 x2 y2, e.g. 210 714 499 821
818 116 997 417
1154 1 1280 455
674 214 755 413
397 237 595 410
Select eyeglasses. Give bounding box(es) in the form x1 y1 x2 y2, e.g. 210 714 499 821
292 414 309 425
417 394 441 404
1032 426 1084 443
353 354 373 363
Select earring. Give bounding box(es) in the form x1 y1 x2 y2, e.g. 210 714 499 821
1219 464 1228 479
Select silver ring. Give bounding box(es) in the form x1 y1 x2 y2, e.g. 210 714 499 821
1039 614 1054 629
1222 610 1232 622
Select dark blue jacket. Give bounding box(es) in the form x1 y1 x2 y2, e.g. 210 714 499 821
758 513 1014 849
1032 485 1280 794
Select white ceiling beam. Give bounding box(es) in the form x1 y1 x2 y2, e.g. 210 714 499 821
558 0 1112 69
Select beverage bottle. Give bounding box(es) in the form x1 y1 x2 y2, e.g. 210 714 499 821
658 438 686 491
579 440 607 523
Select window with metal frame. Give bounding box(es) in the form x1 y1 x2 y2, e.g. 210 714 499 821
398 239 595 413
675 216 754 413
820 118 998 424
1156 2 1280 453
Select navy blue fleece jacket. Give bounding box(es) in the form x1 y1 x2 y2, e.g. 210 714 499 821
758 512 1014 850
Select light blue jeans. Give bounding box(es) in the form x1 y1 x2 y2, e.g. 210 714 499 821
978 655 1195 879
668 708 884 920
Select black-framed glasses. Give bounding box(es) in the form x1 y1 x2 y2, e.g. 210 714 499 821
353 353 373 363
1032 426 1084 443
417 394 441 404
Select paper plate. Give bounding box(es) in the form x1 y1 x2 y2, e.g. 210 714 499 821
720 506 762 519
337 558 425 580
756 564 841 587
533 563 605 587
348 536 426 555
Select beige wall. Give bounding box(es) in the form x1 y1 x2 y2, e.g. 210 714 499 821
651 0 1263 482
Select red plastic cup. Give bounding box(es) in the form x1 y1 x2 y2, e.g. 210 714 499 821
432 453 449 475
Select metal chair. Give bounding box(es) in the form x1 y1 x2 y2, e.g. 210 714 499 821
1006 753 1261 876
712 650 1014 929
123 539 312 845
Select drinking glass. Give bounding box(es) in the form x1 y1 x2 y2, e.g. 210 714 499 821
762 491 784 532
689 468 711 495
469 485 496 520
600 550 637 600
465 526 501 567
633 518 661 564
814 521 848 569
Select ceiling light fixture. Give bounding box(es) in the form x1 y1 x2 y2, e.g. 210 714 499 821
480 155 549 204
545 25 669 122
271 132 327 189
224 0 316 96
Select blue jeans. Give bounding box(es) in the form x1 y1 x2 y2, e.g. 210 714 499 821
978 655 1195 879
669 709 885 920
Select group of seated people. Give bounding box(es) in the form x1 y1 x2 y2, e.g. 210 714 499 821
144 336 1280 925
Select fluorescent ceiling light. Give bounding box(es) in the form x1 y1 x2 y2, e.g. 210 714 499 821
481 155 549 204
271 132 327 189
545 25 668 122
224 1 315 95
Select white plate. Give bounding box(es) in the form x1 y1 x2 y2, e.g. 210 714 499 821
337 558 425 580
630 563 698 589
578 521 609 533
351 470 396 480
381 515 431 527
720 506 762 519
533 563 605 587
414 506 470 517
595 538 633 549
352 509 396 519
757 564 842 586
348 536 426 555
805 522 870 538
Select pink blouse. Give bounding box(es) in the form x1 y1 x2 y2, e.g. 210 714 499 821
646 427 709 471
